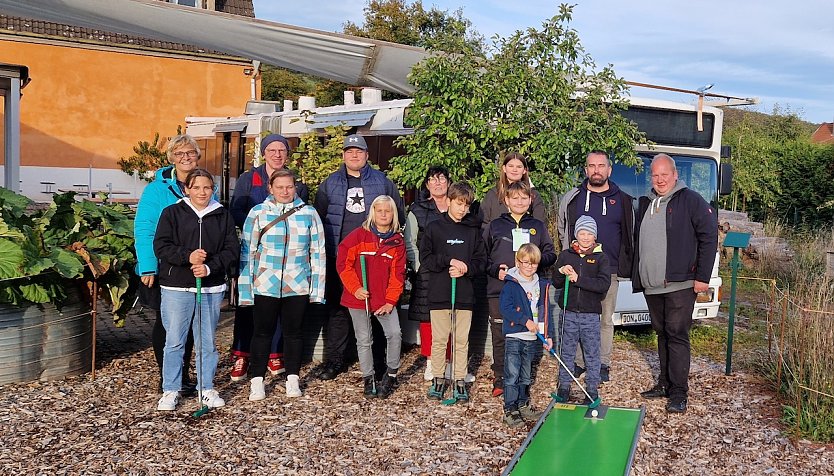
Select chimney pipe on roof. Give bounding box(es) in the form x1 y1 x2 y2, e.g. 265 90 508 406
344 91 355 106
298 96 316 111
361 88 382 104
283 100 293 112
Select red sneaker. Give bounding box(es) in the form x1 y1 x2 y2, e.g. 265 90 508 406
268 357 286 376
230 356 248 382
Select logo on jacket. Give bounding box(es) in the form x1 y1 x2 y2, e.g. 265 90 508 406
609 198 616 205
346 187 365 214
529 228 537 235
446 239 464 245
586 259 596 264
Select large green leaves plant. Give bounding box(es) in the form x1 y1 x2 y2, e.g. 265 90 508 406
0 188 137 325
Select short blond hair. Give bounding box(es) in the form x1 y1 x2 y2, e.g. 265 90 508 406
363 195 400 231
166 134 201 160
515 243 542 265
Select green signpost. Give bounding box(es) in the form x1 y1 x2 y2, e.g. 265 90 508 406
722 231 751 376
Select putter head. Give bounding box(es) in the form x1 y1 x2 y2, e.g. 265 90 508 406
192 405 210 418
441 396 457 406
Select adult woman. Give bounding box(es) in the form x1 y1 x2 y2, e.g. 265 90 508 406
480 152 547 228
239 169 326 400
228 134 309 381
404 166 451 381
154 169 239 411
134 134 201 394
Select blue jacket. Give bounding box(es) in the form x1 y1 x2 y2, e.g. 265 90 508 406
314 163 404 257
499 273 555 338
229 164 309 228
134 166 185 276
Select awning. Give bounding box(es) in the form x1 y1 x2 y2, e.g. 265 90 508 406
0 0 427 95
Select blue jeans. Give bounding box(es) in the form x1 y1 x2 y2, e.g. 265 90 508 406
559 311 601 393
161 289 223 393
503 336 538 412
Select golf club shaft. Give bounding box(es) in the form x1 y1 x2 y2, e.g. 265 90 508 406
536 332 594 403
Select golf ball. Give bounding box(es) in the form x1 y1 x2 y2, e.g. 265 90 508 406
591 409 599 418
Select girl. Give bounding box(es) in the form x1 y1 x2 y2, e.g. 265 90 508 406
238 169 326 401
154 169 239 411
480 152 547 228
337 195 406 399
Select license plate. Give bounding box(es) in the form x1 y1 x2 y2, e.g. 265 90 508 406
620 312 651 325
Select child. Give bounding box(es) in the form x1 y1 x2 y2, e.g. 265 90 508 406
552 215 611 404
420 182 486 402
485 181 557 397
153 169 239 411
337 195 406 399
498 243 554 427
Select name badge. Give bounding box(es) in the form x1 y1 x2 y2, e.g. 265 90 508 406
512 228 530 251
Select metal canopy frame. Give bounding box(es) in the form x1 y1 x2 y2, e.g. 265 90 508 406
0 63 30 192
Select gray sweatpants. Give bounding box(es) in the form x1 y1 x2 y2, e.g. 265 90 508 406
348 308 402 378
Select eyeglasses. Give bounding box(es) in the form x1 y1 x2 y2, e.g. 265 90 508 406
271 185 295 193
173 150 199 159
518 261 537 268
265 148 287 156
428 176 448 184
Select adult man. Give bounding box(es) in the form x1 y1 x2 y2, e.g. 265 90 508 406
226 134 309 381
633 153 717 413
315 133 405 380
557 150 634 383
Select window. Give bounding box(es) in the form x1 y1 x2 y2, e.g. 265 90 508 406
169 0 200 7
611 154 718 208
619 107 715 149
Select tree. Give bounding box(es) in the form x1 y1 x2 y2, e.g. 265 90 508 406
291 125 349 199
260 65 317 103
390 4 644 203
117 130 179 182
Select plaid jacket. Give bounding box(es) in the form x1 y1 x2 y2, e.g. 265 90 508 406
238 196 326 305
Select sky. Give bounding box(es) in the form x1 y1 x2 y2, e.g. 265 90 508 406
252 0 834 124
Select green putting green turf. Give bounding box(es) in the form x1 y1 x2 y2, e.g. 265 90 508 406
504 402 645 476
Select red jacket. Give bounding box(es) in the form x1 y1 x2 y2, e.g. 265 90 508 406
337 227 406 311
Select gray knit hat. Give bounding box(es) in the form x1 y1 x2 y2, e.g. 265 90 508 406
575 215 598 238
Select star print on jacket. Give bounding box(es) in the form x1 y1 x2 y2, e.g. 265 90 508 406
346 187 365 214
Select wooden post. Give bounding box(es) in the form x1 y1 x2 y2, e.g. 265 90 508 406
826 250 834 277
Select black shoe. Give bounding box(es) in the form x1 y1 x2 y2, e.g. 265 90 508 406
427 377 447 400
378 370 397 399
666 398 687 413
453 379 469 401
640 383 669 399
180 378 197 398
600 365 610 383
582 390 600 406
574 365 586 378
318 361 343 381
363 375 377 399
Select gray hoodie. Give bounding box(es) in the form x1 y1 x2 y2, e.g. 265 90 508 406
638 181 694 295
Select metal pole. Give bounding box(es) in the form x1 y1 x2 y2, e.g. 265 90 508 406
725 247 740 375
4 77 21 191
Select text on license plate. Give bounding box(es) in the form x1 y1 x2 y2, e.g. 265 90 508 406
620 312 651 325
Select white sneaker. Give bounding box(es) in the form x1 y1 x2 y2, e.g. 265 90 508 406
464 373 476 383
249 377 265 401
157 391 179 411
200 389 225 408
286 374 302 397
423 360 433 381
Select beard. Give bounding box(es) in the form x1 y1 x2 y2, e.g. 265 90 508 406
588 174 607 187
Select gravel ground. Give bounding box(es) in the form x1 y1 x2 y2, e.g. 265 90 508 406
1 312 832 475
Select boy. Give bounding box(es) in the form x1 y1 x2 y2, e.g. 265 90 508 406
485 181 557 397
420 182 486 402
552 215 611 404
498 243 554 427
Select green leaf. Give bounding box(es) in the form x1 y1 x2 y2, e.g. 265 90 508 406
0 187 33 218
20 283 51 303
0 238 24 278
50 248 84 278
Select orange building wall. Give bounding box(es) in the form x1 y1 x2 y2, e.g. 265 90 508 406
0 38 255 169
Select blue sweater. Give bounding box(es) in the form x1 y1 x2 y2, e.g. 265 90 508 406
134 166 185 276
499 274 555 338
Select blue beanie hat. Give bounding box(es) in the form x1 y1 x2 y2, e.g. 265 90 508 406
575 215 598 238
260 134 291 155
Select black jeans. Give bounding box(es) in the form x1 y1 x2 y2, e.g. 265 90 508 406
250 294 308 377
324 258 354 365
488 298 505 381
645 288 696 400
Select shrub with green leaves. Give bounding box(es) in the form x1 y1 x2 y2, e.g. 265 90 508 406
0 188 137 325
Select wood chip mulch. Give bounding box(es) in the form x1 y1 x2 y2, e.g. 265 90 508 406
1 322 832 475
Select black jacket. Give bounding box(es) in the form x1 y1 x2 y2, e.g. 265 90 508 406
418 211 487 311
553 245 611 314
632 187 718 293
154 200 239 289
484 212 557 297
407 189 448 322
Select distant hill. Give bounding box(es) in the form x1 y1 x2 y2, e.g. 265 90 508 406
720 107 818 136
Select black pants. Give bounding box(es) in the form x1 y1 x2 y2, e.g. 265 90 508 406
324 259 355 365
645 288 696 400
250 294 308 377
488 298 505 380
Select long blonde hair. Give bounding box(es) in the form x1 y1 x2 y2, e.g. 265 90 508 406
362 195 400 231
496 152 530 199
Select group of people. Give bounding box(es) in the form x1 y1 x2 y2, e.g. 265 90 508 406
134 132 717 424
